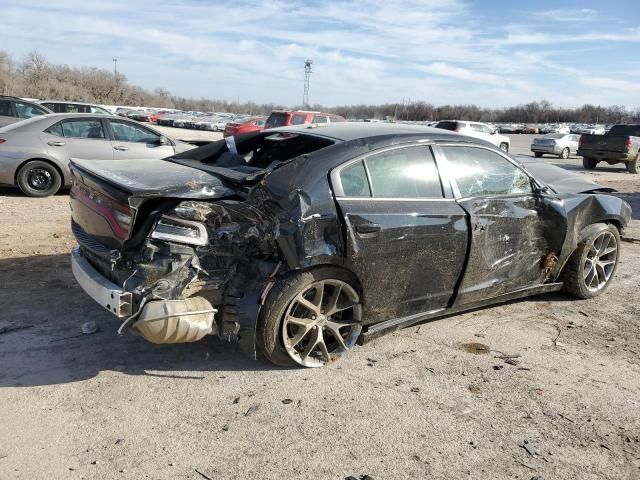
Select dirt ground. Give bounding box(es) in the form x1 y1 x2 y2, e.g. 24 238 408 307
0 134 639 480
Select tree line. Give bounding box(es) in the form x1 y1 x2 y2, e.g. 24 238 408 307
1 50 638 124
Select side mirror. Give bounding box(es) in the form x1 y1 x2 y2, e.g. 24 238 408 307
532 179 551 194
158 136 168 145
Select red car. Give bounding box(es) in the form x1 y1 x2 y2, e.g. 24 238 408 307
149 111 170 123
223 116 266 138
264 110 345 129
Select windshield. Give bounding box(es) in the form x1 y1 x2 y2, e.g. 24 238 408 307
265 112 289 129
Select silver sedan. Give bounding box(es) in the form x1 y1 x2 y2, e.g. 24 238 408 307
530 133 580 159
0 114 195 196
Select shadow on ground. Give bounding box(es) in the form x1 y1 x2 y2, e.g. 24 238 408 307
0 254 280 389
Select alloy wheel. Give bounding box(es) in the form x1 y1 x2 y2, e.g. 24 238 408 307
583 230 618 292
282 279 362 367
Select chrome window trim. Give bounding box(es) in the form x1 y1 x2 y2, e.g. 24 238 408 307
432 143 538 201
335 196 455 202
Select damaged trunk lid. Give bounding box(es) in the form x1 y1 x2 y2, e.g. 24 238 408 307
69 158 241 251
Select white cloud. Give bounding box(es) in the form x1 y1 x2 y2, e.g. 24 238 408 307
0 0 638 108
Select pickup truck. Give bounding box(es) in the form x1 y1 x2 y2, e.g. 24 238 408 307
578 124 640 173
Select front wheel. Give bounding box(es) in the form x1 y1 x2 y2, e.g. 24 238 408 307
499 142 509 152
559 147 570 159
583 157 598 170
534 152 543 158
257 267 363 368
562 225 620 299
626 154 640 174
16 160 62 197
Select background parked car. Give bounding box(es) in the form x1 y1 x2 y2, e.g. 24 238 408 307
0 96 52 127
264 110 345 129
531 133 580 159
0 113 195 197
223 116 266 137
434 120 510 152
38 101 112 115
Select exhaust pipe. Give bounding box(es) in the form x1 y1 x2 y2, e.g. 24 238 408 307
133 296 217 344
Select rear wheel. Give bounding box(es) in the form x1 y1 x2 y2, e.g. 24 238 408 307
257 267 362 368
499 142 509 152
583 157 598 170
559 147 570 159
534 152 543 158
562 224 620 299
16 160 62 197
626 154 640 174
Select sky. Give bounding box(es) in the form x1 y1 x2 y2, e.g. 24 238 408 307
1 0 639 108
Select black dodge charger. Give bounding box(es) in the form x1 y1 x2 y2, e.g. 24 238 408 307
69 123 631 367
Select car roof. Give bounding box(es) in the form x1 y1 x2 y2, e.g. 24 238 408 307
270 121 471 143
39 100 104 107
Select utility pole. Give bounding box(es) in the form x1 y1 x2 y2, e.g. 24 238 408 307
112 58 118 101
303 59 312 108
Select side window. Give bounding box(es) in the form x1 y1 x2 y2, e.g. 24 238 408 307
90 106 110 114
364 146 443 198
109 121 160 143
291 114 307 125
479 124 493 134
15 102 49 119
442 146 532 197
0 100 12 117
60 119 106 139
469 123 483 132
312 115 328 124
45 122 64 137
340 161 371 197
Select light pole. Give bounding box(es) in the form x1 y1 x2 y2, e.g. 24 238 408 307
112 58 118 101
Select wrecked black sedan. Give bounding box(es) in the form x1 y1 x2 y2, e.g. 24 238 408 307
69 123 631 367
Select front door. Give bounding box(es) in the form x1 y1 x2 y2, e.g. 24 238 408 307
436 144 567 306
106 119 174 160
333 144 468 324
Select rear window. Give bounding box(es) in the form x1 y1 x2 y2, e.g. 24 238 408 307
265 112 289 129
608 125 640 137
0 99 12 117
435 121 459 131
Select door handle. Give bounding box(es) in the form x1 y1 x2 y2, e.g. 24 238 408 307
47 141 65 146
113 146 129 151
356 223 381 234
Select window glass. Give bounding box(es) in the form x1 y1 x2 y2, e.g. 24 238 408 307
469 123 483 132
15 102 49 119
60 119 105 139
340 160 371 197
45 122 64 137
291 114 307 125
435 121 459 131
312 115 328 123
364 146 443 198
479 124 494 134
109 120 159 143
0 100 12 117
442 146 532 197
90 106 111 115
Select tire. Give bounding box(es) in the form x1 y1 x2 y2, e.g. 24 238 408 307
257 267 362 368
534 152 543 158
562 224 620 299
499 142 509 152
559 147 570 159
16 160 62 197
626 154 640 174
583 157 598 170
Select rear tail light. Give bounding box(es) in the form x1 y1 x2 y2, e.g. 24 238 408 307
151 216 208 246
578 135 584 147
624 137 632 150
0 138 5 144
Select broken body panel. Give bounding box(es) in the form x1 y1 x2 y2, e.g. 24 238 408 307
68 124 632 357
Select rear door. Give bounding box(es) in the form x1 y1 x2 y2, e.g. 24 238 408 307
105 119 174 159
43 118 114 162
0 99 14 127
434 144 567 306
332 144 468 324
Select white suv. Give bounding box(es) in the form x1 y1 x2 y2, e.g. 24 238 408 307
434 120 511 152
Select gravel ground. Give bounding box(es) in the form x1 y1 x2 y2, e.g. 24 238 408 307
0 134 639 479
